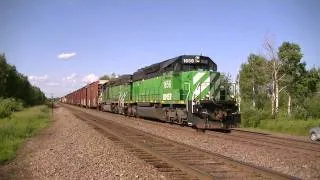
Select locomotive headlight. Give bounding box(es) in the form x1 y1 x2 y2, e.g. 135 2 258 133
195 56 200 63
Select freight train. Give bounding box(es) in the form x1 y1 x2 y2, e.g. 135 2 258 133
62 55 240 129
62 80 107 108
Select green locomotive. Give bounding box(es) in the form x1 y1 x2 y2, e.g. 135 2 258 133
100 55 240 129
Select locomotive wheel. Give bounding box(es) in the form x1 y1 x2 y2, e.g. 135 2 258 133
163 109 170 122
132 105 138 117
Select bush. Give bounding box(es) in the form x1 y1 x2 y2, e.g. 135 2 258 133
241 109 271 128
292 105 308 119
241 109 259 127
304 95 320 118
0 98 24 118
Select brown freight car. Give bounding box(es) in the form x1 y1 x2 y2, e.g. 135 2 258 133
86 80 107 108
67 94 71 104
67 89 80 105
86 81 97 108
71 91 75 104
80 87 87 107
75 89 81 106
62 80 107 108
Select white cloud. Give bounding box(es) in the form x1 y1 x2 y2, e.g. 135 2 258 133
66 73 77 80
28 75 48 83
57 52 76 60
82 73 98 84
45 82 60 86
63 73 77 83
29 73 99 97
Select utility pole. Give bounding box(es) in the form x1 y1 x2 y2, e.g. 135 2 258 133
51 93 54 118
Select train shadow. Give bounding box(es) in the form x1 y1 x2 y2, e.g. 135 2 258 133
203 128 231 133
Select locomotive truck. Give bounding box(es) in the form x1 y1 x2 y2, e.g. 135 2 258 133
99 55 240 129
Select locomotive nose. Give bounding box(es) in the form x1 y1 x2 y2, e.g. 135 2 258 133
210 110 226 121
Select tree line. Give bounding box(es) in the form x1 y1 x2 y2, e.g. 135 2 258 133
0 54 46 106
99 72 118 80
238 39 320 126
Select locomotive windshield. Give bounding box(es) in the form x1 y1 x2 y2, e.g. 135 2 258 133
181 64 216 71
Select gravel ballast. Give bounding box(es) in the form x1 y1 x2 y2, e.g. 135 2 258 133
74 106 320 180
0 107 166 180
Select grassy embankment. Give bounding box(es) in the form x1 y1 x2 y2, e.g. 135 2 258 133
255 118 320 136
241 110 320 136
0 105 49 164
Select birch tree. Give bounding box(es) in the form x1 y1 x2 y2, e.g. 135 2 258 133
278 42 303 116
263 37 283 117
264 37 306 117
239 54 269 110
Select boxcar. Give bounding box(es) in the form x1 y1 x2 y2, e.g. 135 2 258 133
87 80 108 108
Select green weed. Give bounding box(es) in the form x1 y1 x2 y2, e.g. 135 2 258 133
258 118 320 136
0 105 49 163
0 98 23 119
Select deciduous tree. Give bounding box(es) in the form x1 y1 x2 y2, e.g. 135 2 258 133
277 42 304 116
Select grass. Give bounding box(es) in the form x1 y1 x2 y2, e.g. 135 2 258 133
247 118 320 136
240 108 320 136
0 105 49 164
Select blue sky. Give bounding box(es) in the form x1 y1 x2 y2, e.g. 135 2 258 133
0 0 319 97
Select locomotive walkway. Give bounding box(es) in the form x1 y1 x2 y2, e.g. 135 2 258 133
64 104 298 180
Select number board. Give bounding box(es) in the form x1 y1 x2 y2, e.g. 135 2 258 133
182 56 208 64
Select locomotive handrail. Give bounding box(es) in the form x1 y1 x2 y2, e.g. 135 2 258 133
184 82 191 111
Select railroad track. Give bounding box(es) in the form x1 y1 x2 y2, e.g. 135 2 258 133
231 128 320 145
98 107 320 155
65 105 298 180
198 130 320 158
229 129 320 152
60 103 320 158
104 109 320 155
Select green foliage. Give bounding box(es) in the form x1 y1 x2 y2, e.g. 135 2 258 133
99 72 118 80
292 105 308 119
99 75 110 80
220 73 234 99
0 98 23 118
239 41 320 136
303 94 320 119
258 118 320 136
0 54 47 163
0 106 49 163
278 42 303 76
278 42 307 102
241 108 271 128
239 54 270 109
0 54 46 106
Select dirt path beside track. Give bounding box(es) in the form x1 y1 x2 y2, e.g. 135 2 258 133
0 106 165 180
